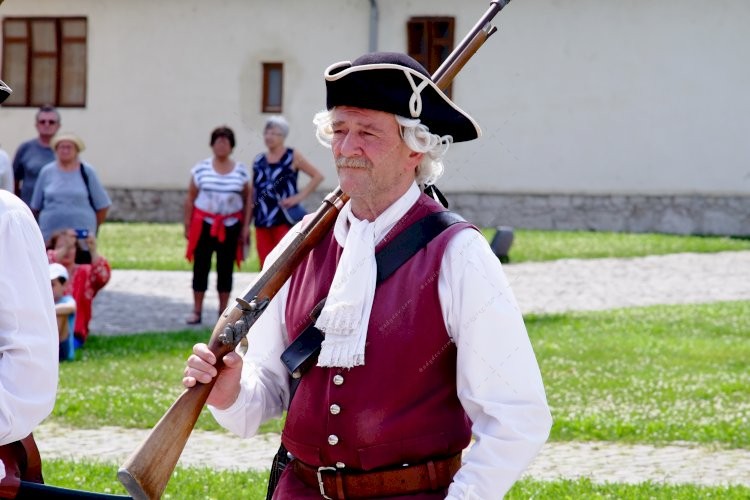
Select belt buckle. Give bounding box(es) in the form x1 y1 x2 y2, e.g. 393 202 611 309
316 466 337 500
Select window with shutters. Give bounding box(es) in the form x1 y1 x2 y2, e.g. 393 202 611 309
407 17 455 97
1 17 88 107
262 62 283 113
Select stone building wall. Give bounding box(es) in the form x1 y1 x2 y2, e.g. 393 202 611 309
450 193 749 237
107 188 749 237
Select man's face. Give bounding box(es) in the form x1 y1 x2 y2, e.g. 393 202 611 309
36 111 61 139
331 106 421 207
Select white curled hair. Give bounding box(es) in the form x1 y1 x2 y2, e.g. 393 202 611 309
313 108 452 187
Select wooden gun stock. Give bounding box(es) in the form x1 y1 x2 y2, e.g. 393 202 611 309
118 189 348 499
118 1 511 497
117 378 216 500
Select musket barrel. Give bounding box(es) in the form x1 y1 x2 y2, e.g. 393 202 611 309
432 0 510 86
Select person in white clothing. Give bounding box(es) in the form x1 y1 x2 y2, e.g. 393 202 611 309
183 52 551 499
0 190 58 483
0 146 12 192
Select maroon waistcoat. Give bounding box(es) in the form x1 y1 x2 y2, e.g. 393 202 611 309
282 194 474 471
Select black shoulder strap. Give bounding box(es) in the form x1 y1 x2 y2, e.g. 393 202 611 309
423 184 449 208
280 210 466 380
376 210 464 284
79 165 97 212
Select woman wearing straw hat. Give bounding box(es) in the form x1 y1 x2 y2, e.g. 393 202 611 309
29 132 111 243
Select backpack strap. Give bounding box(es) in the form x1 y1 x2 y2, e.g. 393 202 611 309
79 164 97 213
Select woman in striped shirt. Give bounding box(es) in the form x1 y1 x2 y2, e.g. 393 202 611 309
184 126 252 325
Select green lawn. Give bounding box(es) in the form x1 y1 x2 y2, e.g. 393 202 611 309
54 328 281 434
98 223 260 271
43 460 750 499
53 301 749 448
97 222 750 271
484 228 750 262
531 301 750 448
44 222 749 498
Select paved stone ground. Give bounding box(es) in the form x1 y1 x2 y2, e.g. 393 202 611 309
34 423 750 487
37 251 750 488
89 251 750 335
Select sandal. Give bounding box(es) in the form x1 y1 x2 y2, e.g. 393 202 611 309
185 310 202 325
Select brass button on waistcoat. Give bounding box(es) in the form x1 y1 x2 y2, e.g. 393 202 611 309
330 404 341 415
327 434 339 446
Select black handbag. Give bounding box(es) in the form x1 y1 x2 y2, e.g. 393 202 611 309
279 203 306 225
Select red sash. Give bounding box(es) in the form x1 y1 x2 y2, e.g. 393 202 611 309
185 207 244 268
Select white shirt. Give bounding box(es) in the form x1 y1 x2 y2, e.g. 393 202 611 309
0 149 13 192
0 192 58 453
191 158 250 226
211 183 552 499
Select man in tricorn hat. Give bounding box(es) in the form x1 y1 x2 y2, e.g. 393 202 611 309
184 52 551 498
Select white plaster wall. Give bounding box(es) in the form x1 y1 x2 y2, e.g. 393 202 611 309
0 0 367 190
1 0 748 197
376 0 750 196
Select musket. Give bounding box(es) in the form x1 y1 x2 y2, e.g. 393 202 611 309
117 1 511 498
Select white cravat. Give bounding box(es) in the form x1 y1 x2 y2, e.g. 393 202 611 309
315 183 421 368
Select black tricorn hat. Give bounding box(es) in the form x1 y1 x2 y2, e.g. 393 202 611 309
0 80 11 104
324 52 481 142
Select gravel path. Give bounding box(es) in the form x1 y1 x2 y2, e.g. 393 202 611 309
38 251 750 488
34 424 750 487
89 251 750 335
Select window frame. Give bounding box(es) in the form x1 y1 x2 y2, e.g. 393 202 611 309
262 62 284 113
407 16 455 97
1 16 88 108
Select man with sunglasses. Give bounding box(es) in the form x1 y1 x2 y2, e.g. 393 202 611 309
13 105 61 205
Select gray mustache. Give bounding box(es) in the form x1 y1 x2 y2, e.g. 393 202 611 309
335 157 371 169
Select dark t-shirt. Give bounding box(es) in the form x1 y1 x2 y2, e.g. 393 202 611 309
13 139 55 204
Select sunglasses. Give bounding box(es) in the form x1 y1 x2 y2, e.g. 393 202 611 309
38 119 58 125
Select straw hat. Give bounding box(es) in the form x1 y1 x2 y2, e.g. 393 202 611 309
51 132 86 152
